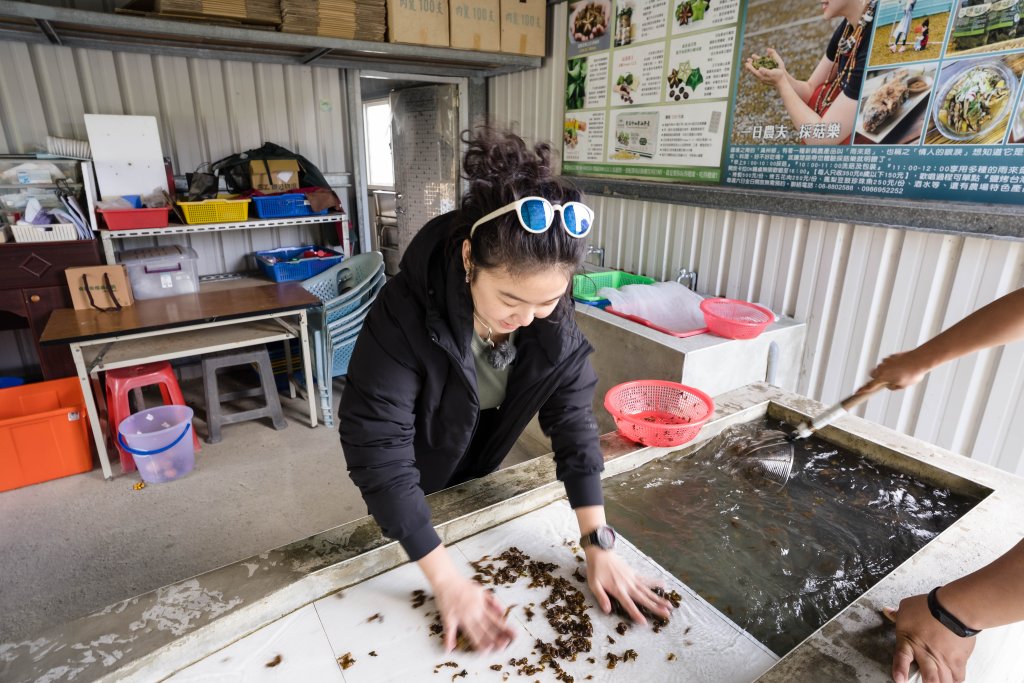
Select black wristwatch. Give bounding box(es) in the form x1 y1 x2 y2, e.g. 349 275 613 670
580 525 616 551
927 586 981 638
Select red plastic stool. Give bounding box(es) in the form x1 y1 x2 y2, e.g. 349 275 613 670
105 361 201 474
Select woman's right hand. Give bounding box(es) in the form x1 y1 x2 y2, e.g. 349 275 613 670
433 574 517 654
744 48 788 85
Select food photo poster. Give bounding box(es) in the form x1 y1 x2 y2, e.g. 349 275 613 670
563 0 1024 204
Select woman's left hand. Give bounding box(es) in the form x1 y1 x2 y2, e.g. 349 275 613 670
585 547 673 624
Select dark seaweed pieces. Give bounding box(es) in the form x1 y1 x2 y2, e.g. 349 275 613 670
366 612 383 623
605 649 639 669
416 545 673 678
609 589 674 632
337 653 356 670
265 654 282 668
615 622 629 635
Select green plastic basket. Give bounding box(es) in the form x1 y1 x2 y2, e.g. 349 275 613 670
573 271 655 302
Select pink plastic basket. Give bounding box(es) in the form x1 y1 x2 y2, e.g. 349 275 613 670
604 380 714 447
699 298 774 339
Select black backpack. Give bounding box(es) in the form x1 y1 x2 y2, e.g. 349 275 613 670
211 142 332 193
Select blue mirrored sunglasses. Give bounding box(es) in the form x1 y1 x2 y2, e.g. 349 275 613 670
470 197 594 239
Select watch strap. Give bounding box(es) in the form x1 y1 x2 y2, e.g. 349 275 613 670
579 525 615 550
927 587 981 638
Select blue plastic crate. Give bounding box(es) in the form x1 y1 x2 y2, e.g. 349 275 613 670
255 245 344 282
252 194 329 219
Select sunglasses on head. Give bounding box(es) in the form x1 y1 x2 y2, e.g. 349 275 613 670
470 196 595 239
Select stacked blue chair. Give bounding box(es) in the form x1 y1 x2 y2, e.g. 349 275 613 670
301 251 385 426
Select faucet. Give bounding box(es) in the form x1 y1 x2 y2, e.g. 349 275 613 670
586 245 606 268
677 268 698 290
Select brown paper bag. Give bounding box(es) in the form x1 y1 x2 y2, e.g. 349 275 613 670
65 265 135 311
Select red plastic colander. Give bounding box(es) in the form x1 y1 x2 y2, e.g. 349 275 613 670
700 298 775 339
604 380 714 447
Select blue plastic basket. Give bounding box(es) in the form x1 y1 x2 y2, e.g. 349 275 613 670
256 245 344 282
252 194 329 219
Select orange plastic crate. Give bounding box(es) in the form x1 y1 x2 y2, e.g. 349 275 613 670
0 378 93 492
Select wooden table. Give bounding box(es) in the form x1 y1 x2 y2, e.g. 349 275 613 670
40 282 320 480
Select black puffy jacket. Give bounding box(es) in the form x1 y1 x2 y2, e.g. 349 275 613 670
338 212 605 561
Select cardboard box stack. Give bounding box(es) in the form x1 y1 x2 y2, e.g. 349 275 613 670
500 0 545 56
386 0 449 46
449 0 499 51
120 0 281 26
280 0 386 40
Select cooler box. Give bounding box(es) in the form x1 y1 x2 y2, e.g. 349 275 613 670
0 378 93 492
118 245 200 300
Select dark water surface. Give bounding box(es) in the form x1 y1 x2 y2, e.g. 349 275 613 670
604 418 982 655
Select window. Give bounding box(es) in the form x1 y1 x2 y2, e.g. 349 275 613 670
363 100 394 188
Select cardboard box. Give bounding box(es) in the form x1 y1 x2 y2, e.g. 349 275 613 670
249 159 300 193
450 0 500 51
501 0 545 56
387 0 450 46
65 265 135 311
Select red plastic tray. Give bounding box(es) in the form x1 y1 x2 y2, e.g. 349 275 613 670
604 306 708 338
97 207 171 231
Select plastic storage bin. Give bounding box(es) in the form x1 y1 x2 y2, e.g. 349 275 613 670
256 245 344 282
178 196 251 224
118 245 200 300
252 193 329 219
98 197 171 230
573 271 655 303
0 377 92 492
117 405 196 484
11 223 79 242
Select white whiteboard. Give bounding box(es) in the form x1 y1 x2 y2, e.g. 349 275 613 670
84 114 169 199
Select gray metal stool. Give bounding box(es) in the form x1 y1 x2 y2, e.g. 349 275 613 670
201 347 287 444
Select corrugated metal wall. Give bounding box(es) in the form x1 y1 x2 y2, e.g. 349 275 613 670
0 39 352 275
491 3 1024 474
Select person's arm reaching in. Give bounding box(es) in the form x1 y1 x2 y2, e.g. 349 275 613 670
887 540 1024 683
864 288 1024 393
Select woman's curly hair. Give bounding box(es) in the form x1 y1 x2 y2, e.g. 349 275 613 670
453 126 590 281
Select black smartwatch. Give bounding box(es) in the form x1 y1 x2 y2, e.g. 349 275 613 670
580 525 616 551
927 587 981 638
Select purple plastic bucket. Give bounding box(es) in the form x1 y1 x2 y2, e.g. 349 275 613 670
117 405 195 484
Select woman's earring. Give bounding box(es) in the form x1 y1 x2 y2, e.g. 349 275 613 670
464 265 472 284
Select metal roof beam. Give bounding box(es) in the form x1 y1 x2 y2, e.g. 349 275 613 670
33 17 61 45
300 47 332 64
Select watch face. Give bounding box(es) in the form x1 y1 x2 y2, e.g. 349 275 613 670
597 526 616 548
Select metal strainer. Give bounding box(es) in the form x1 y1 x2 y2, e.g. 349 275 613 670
733 383 886 488
729 430 795 489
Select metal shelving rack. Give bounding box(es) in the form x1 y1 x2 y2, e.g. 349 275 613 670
0 0 542 78
96 213 345 264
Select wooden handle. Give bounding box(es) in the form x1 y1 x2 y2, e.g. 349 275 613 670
840 381 888 411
